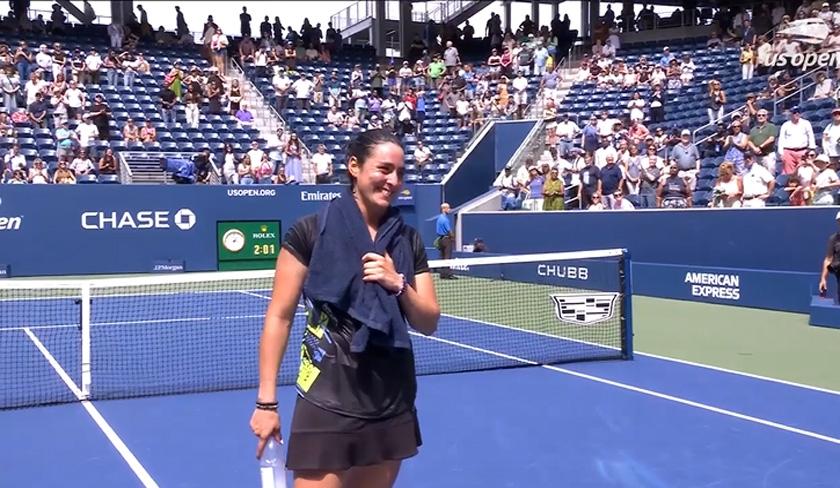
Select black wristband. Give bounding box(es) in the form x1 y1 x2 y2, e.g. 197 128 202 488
256 403 278 411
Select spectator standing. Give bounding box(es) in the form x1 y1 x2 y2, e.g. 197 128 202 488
311 144 333 184
283 133 303 183
747 108 777 174
495 165 521 210
739 42 754 80
649 85 665 123
658 164 692 208
88 93 110 140
84 49 102 85
1 66 20 112
443 41 460 76
543 167 564 210
707 79 726 124
671 129 700 189
523 166 545 211
723 120 749 175
639 155 661 208
778 107 816 175
578 153 601 209
240 7 251 38
741 154 774 208
27 92 49 128
822 108 840 164
76 114 99 156
599 155 623 208
710 161 743 207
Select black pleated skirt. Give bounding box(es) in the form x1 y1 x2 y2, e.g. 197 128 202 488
286 396 422 472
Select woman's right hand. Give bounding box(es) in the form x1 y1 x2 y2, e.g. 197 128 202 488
250 408 282 459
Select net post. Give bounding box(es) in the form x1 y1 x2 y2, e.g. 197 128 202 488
80 283 92 399
619 249 634 360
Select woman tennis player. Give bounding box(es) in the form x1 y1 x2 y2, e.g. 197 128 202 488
250 129 441 488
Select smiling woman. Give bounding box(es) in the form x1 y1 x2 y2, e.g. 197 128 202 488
251 129 440 488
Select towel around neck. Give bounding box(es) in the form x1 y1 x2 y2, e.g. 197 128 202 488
303 189 414 353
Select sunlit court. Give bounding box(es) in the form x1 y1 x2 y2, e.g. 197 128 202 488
2 0 840 487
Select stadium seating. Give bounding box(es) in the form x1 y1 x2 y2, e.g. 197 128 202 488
0 31 261 180
240 49 543 184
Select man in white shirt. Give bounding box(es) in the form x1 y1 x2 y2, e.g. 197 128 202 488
511 73 529 118
495 165 521 210
555 114 581 158
778 107 815 175
291 73 314 109
84 49 103 85
76 115 99 156
272 67 291 111
63 80 85 120
594 137 618 169
596 111 617 138
823 108 840 163
311 144 333 184
35 45 52 78
741 154 775 207
812 72 833 100
246 141 264 166
413 140 433 174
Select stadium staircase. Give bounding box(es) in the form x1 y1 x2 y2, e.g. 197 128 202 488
228 60 317 184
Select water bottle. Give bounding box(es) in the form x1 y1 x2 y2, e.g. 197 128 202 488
259 438 287 488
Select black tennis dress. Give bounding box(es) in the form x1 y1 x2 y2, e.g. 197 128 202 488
282 214 428 471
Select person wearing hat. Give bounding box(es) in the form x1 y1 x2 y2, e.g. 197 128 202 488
818 210 840 301
671 129 701 189
741 153 775 207
812 154 840 205
495 164 521 210
778 106 815 175
822 108 840 164
747 108 778 174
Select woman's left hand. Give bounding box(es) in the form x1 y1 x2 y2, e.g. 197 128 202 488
362 253 403 294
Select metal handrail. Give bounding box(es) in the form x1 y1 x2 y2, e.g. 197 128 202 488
230 58 315 183
773 79 817 116
117 151 133 184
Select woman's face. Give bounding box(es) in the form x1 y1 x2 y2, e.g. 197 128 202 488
351 142 405 210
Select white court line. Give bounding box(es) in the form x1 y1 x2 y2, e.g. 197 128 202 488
412 331 840 446
0 312 305 332
22 328 160 488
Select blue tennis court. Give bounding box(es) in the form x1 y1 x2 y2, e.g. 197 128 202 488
2 280 840 488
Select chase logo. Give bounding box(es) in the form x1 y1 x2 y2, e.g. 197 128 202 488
81 208 197 231
172 209 196 230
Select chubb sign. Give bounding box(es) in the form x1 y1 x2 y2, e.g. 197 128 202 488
81 209 197 231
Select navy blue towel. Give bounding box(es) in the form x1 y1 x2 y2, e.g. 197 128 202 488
303 190 414 353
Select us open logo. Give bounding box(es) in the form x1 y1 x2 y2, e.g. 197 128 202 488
550 293 619 325
770 18 840 70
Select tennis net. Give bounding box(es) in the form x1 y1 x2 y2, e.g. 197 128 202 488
0 249 632 409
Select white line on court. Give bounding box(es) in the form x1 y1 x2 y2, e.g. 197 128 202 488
242 290 840 445
23 328 160 488
0 311 305 332
411 331 840 446
438 311 840 397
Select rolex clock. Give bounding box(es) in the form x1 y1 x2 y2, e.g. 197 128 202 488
222 228 246 253
217 221 281 271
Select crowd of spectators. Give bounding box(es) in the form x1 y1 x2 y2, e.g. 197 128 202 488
496 0 840 211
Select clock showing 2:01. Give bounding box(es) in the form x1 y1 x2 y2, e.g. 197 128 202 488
222 228 246 252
